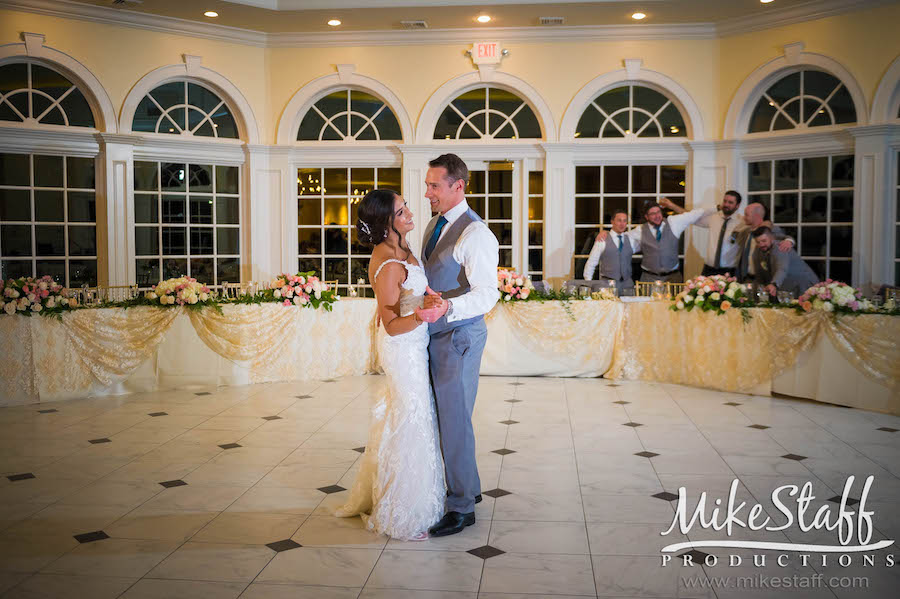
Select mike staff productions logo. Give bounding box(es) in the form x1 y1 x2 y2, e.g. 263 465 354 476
660 475 895 570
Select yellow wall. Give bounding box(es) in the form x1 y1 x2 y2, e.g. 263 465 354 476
2 4 900 144
0 9 269 137
718 1 900 133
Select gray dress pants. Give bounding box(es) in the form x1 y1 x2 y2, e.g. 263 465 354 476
428 319 487 515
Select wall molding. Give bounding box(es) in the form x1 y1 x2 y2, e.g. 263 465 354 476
723 49 870 139
119 60 261 145
1 0 889 48
415 71 557 143
0 37 118 132
871 54 900 124
559 63 706 141
275 68 414 145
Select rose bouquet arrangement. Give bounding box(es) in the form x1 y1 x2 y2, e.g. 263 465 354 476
671 274 748 315
797 280 872 314
497 269 535 301
1 275 77 317
144 276 215 309
266 273 339 311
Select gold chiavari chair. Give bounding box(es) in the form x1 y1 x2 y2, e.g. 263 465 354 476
635 281 653 297
323 280 339 291
220 282 243 299
667 282 686 297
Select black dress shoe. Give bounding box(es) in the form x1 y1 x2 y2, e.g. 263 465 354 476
428 511 475 537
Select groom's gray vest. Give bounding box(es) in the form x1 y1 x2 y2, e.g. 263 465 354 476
423 207 484 335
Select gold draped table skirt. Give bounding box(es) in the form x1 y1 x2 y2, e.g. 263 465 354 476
1 299 897 414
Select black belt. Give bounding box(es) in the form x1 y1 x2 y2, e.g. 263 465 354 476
642 267 679 276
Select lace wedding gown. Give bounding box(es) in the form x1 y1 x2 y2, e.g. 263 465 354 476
335 258 446 540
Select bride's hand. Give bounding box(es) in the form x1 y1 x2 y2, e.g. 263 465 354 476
415 306 441 323
422 287 444 310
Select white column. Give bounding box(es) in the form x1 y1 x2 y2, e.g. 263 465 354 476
398 146 432 253
97 134 137 286
850 124 900 287
541 144 575 286
684 141 723 279
245 145 293 282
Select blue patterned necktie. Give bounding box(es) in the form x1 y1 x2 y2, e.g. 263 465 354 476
617 234 624 252
655 226 662 242
424 215 448 260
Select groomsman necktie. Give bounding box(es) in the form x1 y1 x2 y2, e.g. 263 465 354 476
424 215 448 260
655 226 662 242
714 216 730 268
617 234 624 252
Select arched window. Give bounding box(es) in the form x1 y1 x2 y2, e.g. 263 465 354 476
576 84 687 139
0 61 95 128
132 81 238 139
433 87 542 140
297 88 402 141
748 69 856 133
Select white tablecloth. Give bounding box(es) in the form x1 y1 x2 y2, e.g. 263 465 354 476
1 299 896 414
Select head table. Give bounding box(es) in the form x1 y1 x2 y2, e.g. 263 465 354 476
1 298 897 415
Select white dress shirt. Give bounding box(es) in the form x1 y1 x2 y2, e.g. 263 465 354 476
583 231 640 280
598 207 711 257
694 210 742 268
432 199 500 322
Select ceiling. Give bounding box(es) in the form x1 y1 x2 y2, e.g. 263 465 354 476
68 0 871 34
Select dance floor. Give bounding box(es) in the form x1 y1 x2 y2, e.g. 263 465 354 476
1 376 899 598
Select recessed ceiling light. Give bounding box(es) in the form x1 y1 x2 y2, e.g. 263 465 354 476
328 19 341 26
760 0 775 4
631 12 646 20
477 15 492 23
204 11 218 18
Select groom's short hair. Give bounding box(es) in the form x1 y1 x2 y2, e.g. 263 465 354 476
429 153 469 186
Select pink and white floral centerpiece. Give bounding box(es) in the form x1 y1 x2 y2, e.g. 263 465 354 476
497 269 535 302
268 273 338 310
145 276 210 306
798 280 871 314
671 274 748 315
1 275 76 316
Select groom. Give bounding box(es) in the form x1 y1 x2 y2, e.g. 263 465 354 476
415 153 499 537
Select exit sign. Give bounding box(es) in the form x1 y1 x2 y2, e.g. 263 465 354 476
471 42 501 65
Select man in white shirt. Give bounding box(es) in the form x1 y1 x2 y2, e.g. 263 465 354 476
416 153 499 538
582 209 637 294
693 190 744 277
596 198 713 283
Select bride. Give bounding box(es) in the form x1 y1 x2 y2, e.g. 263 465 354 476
334 189 446 541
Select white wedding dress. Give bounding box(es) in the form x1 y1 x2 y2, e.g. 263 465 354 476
335 258 446 540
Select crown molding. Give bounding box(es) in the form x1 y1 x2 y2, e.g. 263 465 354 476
715 0 892 37
0 0 269 47
266 23 717 47
0 125 99 156
0 0 889 48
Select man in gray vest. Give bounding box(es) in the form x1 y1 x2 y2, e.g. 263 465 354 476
416 153 500 537
596 198 712 283
734 202 794 283
752 226 818 297
582 209 636 294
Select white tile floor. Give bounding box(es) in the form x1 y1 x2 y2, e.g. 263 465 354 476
1 376 899 598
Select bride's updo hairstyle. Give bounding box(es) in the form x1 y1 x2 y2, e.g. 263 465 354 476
356 189 410 257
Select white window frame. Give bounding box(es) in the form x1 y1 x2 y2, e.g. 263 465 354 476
573 162 688 277
746 152 855 282
296 164 402 293
0 152 99 287
132 160 242 288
